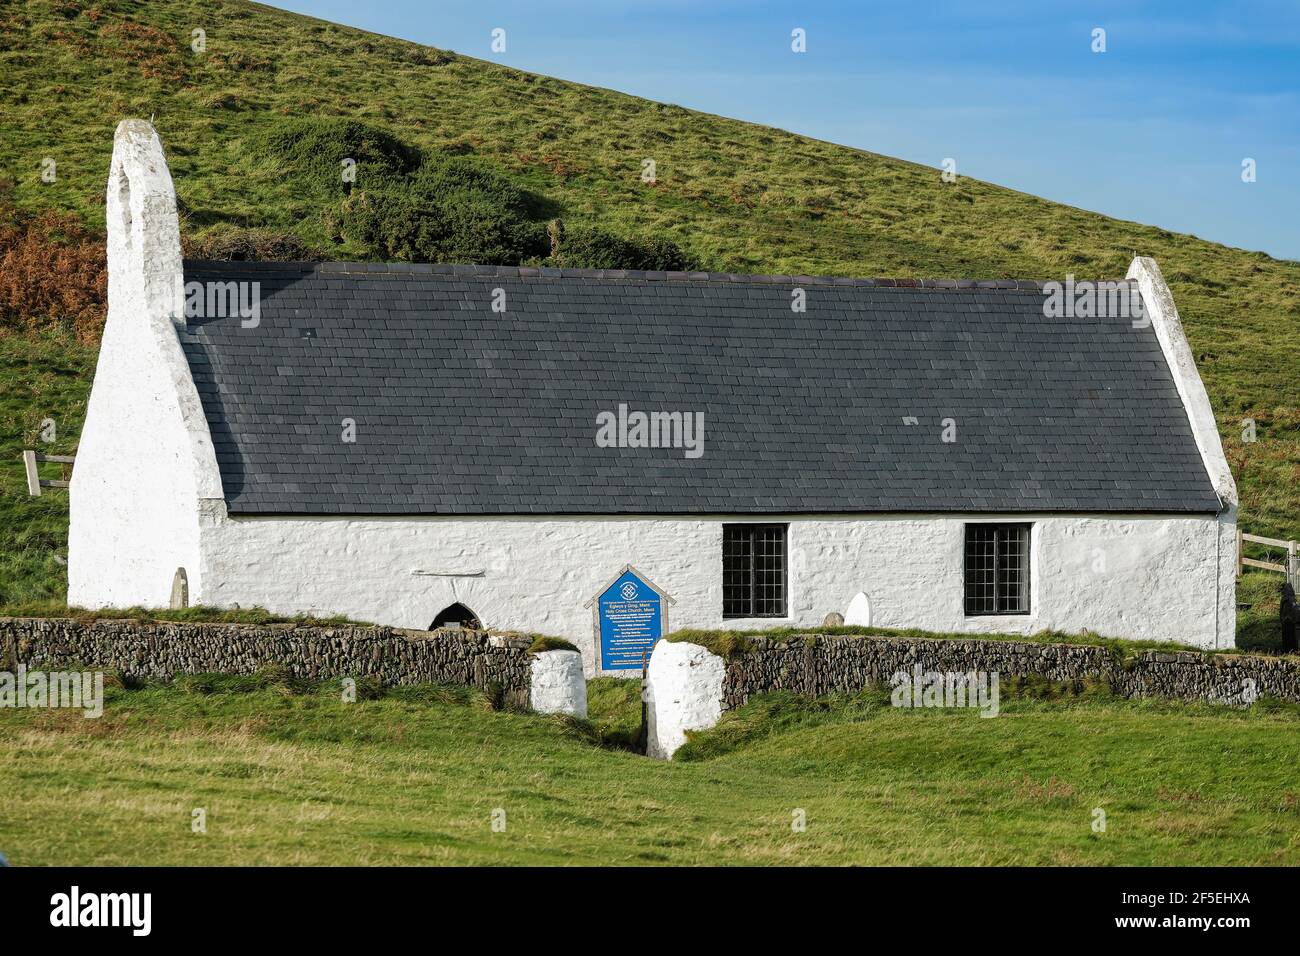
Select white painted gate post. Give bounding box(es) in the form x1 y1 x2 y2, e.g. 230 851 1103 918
644 641 726 760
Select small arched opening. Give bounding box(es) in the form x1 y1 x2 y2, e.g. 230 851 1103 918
431 602 481 630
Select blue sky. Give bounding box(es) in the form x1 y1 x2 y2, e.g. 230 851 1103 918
268 1 1300 260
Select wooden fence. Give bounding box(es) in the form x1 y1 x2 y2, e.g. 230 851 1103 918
22 450 74 497
1237 529 1299 588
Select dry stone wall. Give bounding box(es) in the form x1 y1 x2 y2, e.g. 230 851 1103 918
1 617 541 709
719 634 1300 710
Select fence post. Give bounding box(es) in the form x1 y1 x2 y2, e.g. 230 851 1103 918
1289 540 1298 591
1236 527 1243 578
23 450 40 497
637 648 651 755
1282 580 1298 654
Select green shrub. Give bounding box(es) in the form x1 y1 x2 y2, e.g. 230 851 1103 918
327 154 551 264
250 118 420 198
407 155 545 221
548 226 691 271
249 118 692 270
330 190 442 259
331 189 545 264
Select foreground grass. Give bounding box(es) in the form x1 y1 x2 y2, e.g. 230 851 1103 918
1 678 1298 865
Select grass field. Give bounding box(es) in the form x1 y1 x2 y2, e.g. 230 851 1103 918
1 675 1298 866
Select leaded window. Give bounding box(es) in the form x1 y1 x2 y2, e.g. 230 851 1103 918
722 524 788 618
964 523 1031 615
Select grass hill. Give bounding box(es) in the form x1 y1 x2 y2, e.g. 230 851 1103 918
1 0 1297 608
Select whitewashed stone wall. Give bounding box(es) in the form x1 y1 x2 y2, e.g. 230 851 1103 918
69 120 221 609
195 509 1232 676
1129 256 1238 646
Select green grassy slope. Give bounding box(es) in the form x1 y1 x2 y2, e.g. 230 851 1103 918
0 0 1297 605
1 678 1298 865
0 335 90 602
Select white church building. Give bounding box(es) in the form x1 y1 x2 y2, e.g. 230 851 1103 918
68 121 1238 674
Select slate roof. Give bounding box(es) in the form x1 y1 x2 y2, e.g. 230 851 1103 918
178 261 1222 516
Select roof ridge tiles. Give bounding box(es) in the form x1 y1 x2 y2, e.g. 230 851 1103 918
182 259 1132 292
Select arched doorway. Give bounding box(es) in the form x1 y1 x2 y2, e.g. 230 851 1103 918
431 602 481 630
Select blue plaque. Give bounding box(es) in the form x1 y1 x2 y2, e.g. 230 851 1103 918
596 568 665 670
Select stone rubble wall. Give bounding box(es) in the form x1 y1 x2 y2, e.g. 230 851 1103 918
0 617 553 711
718 634 1300 711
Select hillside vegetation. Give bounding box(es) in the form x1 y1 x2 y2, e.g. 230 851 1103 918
0 0 1297 607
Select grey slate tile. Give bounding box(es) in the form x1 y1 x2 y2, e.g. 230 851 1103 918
179 261 1221 516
